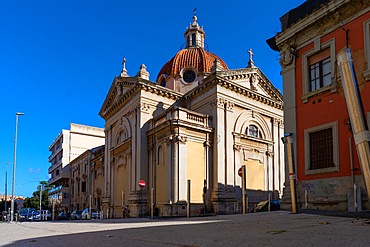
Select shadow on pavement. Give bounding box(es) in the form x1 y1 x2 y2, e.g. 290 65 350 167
300 209 370 219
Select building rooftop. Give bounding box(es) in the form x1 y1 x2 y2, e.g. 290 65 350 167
280 0 331 31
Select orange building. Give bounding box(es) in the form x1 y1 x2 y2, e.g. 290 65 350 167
268 0 370 211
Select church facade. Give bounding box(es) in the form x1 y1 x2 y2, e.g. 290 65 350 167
99 15 284 217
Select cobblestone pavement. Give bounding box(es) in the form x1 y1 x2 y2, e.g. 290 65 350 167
1 210 370 246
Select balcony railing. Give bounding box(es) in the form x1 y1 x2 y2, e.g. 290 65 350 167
154 107 211 129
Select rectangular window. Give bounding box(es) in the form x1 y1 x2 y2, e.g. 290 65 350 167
309 48 331 92
304 121 339 175
81 182 86 192
309 128 334 170
301 39 336 102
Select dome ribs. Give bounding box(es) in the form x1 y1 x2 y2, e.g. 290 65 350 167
156 47 228 82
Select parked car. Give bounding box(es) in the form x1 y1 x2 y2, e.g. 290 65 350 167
81 208 98 220
70 210 83 220
57 212 71 220
35 210 51 220
252 200 281 213
18 208 39 221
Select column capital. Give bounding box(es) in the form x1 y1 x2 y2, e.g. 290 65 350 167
175 135 187 144
233 144 241 151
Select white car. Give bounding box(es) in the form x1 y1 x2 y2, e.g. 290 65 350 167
81 208 98 220
35 210 51 220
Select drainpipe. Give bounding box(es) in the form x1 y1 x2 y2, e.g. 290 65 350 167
337 48 370 200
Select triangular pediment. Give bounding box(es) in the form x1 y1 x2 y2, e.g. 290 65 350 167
219 68 283 102
99 76 136 119
182 67 283 110
99 76 182 120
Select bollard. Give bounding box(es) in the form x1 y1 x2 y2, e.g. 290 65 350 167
305 189 308 209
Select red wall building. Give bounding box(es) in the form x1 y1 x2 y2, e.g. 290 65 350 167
269 0 370 211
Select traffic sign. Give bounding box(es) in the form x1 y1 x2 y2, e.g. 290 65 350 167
238 167 243 177
138 180 146 188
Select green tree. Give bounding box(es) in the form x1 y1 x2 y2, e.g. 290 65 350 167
23 181 51 210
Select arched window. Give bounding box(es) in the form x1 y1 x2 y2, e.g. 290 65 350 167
247 125 259 138
192 33 196 46
116 130 127 145
160 78 166 87
187 35 190 47
157 146 164 165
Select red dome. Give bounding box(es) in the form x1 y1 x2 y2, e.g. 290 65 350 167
156 47 228 81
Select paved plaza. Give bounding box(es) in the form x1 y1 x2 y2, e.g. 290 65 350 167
1 210 370 246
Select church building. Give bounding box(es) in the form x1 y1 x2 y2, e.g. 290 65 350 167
99 14 284 217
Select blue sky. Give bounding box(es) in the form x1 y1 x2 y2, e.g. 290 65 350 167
0 0 305 198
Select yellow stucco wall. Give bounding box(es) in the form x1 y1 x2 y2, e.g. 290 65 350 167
245 159 265 190
115 164 125 206
156 162 168 203
187 141 205 203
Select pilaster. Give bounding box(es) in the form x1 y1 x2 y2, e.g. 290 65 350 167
177 134 188 202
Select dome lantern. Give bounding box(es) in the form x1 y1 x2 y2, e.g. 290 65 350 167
156 12 228 93
184 13 205 49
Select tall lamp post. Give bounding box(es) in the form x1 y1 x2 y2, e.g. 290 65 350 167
10 112 24 222
5 162 11 214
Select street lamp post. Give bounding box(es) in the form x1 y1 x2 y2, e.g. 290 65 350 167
5 162 10 215
10 112 24 222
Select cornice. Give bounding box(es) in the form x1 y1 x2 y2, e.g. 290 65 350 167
275 0 350 45
100 78 182 120
101 68 284 120
184 74 283 110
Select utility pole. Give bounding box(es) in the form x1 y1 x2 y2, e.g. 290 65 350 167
242 165 246 214
38 184 43 213
187 180 191 218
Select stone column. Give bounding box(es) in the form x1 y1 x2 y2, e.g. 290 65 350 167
266 148 274 193
102 128 111 216
204 138 211 203
110 158 115 217
225 100 235 190
233 142 242 201
172 126 179 203
104 128 111 196
212 98 226 193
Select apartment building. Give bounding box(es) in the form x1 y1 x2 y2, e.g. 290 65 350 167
48 123 104 212
268 0 370 211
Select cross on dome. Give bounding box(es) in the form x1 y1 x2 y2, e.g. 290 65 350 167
192 7 197 24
